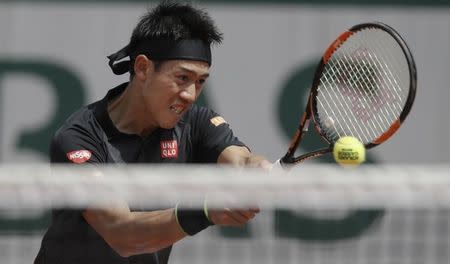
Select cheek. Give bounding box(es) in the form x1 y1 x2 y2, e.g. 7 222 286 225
141 86 155 107
142 80 178 107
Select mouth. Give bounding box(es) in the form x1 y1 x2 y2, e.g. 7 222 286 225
169 105 185 115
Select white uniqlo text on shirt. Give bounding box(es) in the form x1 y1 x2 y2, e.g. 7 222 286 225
160 140 178 159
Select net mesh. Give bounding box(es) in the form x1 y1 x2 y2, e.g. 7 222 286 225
1 164 450 264
316 27 411 145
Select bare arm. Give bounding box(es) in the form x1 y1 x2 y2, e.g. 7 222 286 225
208 145 271 226
217 145 272 168
83 204 186 257
83 146 271 257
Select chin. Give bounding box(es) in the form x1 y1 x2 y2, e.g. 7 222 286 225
158 112 184 129
159 120 179 129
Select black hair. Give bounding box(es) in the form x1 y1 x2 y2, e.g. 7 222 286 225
129 1 223 72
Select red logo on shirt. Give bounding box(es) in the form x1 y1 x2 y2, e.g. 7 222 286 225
160 140 178 159
66 150 92 164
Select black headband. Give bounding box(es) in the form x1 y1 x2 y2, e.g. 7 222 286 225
107 39 212 75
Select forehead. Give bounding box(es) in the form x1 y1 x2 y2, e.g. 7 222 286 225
161 60 210 75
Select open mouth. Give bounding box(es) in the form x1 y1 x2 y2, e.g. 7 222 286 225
169 105 185 115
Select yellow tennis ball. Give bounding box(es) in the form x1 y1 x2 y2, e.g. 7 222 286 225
333 136 366 167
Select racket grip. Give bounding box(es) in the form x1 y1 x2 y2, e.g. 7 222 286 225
272 159 283 169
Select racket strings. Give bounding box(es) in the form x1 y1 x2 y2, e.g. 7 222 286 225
367 34 405 111
316 28 410 145
358 33 404 115
329 53 379 141
356 31 407 129
319 57 391 144
319 51 375 142
320 56 377 143
338 41 392 140
336 37 391 139
318 68 370 142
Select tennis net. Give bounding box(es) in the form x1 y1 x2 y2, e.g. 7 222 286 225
1 164 449 264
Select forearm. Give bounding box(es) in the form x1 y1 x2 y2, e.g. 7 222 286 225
218 145 272 168
83 207 186 257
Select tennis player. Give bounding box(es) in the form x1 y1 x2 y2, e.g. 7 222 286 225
34 1 270 264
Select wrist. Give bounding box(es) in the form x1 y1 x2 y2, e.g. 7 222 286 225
203 198 212 223
175 201 214 236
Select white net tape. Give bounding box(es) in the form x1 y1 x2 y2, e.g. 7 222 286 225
0 164 449 210
1 164 450 264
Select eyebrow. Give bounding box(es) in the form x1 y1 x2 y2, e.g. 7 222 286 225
178 66 210 78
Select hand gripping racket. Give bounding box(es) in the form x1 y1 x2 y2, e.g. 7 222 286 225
278 22 417 167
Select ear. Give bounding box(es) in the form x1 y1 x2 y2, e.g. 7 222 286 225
133 55 154 80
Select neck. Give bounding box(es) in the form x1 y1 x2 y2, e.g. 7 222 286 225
108 81 156 136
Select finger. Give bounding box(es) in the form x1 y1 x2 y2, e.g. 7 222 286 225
236 206 260 214
208 209 242 226
235 209 256 220
259 160 273 170
223 208 251 225
248 207 260 214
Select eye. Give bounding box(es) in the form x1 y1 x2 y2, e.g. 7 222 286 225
197 79 206 85
177 75 189 82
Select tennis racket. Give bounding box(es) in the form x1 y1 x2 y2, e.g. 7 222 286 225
278 22 417 167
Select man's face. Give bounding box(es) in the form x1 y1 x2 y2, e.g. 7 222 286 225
141 59 210 129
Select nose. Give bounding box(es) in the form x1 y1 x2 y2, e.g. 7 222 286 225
179 83 196 103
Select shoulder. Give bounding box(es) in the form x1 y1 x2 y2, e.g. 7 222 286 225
181 105 246 162
182 104 224 126
50 103 106 163
182 104 235 141
53 103 101 144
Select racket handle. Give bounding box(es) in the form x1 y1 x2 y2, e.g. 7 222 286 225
272 159 283 169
